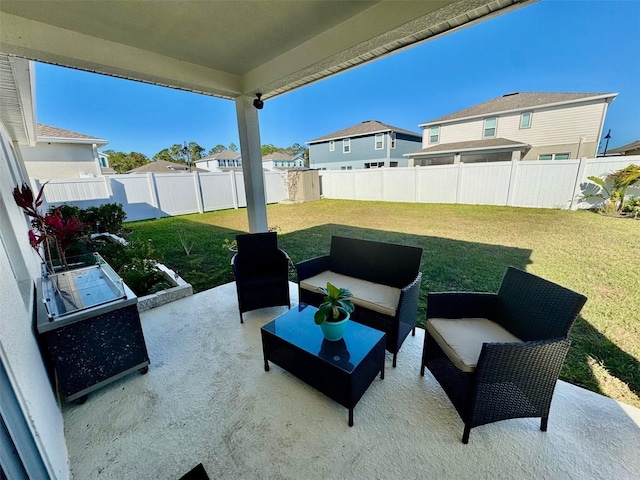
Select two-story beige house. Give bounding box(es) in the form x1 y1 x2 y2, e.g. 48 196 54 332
406 92 617 165
21 124 109 179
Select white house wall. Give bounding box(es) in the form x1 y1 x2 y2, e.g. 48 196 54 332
21 142 100 179
0 121 70 479
428 100 607 159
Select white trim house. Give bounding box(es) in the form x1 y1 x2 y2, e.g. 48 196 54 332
406 92 618 165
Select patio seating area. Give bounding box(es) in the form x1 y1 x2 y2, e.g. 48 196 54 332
62 282 640 480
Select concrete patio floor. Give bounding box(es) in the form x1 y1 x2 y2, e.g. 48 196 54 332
62 282 640 479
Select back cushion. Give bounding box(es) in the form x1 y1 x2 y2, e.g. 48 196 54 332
328 236 422 288
496 267 587 341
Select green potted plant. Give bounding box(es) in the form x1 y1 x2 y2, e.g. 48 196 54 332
313 282 355 341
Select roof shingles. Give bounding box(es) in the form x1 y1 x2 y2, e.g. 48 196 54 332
422 92 616 125
37 123 105 141
308 120 421 144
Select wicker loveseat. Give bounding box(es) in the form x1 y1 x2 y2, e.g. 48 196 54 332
296 236 423 367
420 266 587 443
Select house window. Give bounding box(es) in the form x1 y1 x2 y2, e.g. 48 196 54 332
390 133 396 149
343 138 351 153
520 112 532 129
375 133 384 150
329 141 335 152
364 162 385 169
341 166 352 170
538 153 571 161
390 161 399 167
429 126 440 144
483 117 497 138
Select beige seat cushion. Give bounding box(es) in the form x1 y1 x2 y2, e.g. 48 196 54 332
300 271 400 317
426 318 522 373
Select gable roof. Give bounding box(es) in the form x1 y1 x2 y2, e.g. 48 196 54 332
420 92 618 126
307 120 421 144
606 140 640 155
262 152 298 162
405 138 529 157
37 123 108 145
196 150 241 162
126 159 207 174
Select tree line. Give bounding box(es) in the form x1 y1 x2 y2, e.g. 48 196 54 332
104 141 309 174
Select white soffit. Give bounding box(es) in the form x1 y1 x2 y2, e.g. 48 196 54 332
0 55 36 145
0 0 535 101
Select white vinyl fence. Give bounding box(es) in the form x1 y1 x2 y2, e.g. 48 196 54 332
35 170 288 222
319 156 640 210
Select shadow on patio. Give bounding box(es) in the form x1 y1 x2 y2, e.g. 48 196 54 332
61 281 640 479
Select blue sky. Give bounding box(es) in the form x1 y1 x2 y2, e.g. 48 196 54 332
35 0 640 158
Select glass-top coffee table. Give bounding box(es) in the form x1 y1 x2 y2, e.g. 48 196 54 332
261 303 386 426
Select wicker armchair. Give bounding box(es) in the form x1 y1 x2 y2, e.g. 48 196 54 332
232 232 290 323
420 266 587 443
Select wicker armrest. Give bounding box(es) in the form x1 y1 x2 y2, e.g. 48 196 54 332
296 255 330 282
476 337 572 381
397 272 422 326
426 292 497 320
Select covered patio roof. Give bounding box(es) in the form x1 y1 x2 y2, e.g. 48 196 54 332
0 0 536 232
0 0 534 101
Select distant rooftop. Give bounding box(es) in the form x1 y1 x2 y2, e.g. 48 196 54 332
197 150 241 161
421 92 617 126
126 159 207 174
37 123 107 145
262 152 298 162
606 140 640 155
308 120 421 144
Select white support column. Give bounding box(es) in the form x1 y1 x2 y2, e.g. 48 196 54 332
235 95 268 232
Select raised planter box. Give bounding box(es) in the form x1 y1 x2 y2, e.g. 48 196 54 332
91 234 193 312
137 262 193 312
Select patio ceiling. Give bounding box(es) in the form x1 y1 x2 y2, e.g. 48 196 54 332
0 0 535 101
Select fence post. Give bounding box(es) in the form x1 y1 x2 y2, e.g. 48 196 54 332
414 166 420 203
455 162 464 204
506 159 518 206
193 172 204 213
230 170 239 209
103 175 114 201
569 157 589 210
147 172 161 219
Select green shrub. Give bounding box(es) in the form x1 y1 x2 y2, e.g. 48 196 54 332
623 196 640 218
48 204 81 219
97 239 167 296
97 203 126 233
79 203 126 233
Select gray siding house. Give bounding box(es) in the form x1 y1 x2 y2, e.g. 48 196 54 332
308 120 422 170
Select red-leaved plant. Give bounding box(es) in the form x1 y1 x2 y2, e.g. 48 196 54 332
12 182 84 270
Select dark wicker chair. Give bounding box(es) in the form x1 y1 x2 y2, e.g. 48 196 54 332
420 266 587 443
231 232 291 323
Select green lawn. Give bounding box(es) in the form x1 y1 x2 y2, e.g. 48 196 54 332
127 200 640 408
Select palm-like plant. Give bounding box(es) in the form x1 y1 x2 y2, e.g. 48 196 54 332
313 282 355 325
584 164 640 213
